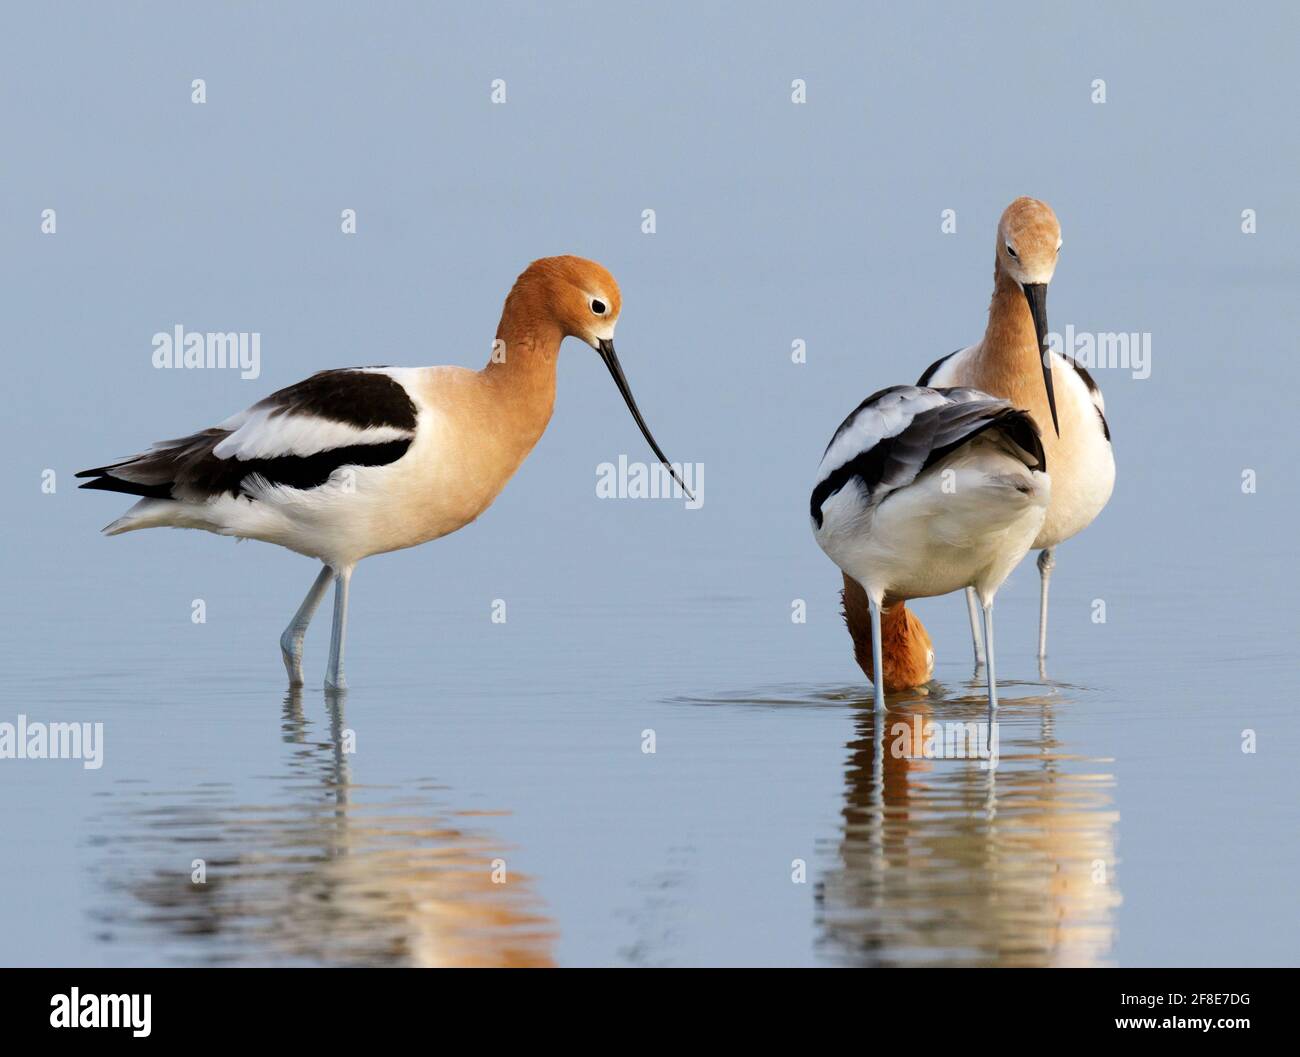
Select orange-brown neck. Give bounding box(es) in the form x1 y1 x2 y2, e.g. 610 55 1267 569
980 264 1043 391
479 281 565 447
841 574 934 692
972 264 1067 459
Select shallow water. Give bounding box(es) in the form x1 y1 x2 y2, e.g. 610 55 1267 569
3 553 1296 967
3 3 1299 967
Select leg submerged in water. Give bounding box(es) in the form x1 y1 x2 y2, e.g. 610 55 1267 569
981 597 998 710
965 586 986 667
325 565 354 691
280 564 333 687
868 594 886 713
1037 547 1056 667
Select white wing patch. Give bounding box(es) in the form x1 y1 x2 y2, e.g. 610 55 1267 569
921 345 977 388
211 405 414 461
816 387 949 485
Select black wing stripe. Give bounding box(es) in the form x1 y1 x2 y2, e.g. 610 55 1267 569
260 369 418 430
196 439 412 496
78 438 413 499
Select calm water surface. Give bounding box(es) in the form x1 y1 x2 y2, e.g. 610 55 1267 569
4 539 1295 966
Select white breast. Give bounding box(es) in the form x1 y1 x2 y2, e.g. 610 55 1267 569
1035 353 1114 547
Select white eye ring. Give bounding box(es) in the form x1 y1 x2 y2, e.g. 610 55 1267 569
590 298 607 315
1005 242 1018 259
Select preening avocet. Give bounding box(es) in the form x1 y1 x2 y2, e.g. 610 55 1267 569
79 256 688 690
811 385 1050 710
848 197 1115 668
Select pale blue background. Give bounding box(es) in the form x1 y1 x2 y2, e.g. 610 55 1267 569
1 2 1297 966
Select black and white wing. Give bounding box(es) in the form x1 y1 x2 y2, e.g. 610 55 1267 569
919 345 1112 443
810 385 1044 529
77 368 419 501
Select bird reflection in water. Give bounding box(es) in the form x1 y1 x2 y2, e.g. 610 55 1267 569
92 690 554 967
817 682 1121 967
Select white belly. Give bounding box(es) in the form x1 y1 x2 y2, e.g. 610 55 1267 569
1034 354 1114 548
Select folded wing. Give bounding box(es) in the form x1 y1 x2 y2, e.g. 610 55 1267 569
76 368 419 501
810 385 1044 528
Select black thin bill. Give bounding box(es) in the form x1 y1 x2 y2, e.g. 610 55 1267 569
597 339 694 500
1022 282 1060 436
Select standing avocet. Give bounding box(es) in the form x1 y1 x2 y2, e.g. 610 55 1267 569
916 198 1115 666
811 385 1050 710
79 256 689 690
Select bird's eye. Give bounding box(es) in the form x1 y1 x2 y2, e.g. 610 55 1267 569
1006 243 1019 259
591 299 607 315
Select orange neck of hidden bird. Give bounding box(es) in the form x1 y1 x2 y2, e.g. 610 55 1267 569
841 574 934 692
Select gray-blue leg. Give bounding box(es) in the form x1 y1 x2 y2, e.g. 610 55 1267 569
868 594 886 713
965 586 986 666
324 566 353 691
280 565 333 687
1036 548 1055 663
981 598 998 710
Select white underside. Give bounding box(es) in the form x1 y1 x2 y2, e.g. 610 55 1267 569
105 463 421 567
814 438 1050 605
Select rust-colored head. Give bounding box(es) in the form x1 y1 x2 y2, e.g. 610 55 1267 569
501 255 692 499
996 197 1062 286
509 255 623 349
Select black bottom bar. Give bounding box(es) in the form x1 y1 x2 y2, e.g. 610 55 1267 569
0 967 1287 1043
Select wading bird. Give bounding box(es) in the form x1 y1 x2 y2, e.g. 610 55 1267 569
79 256 688 690
848 197 1114 670
811 386 1049 710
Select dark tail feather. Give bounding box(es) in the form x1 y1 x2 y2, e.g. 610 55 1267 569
75 462 127 479
76 472 174 499
77 428 228 502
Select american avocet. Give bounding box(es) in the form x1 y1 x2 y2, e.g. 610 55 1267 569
901 197 1115 667
78 256 688 690
811 385 1049 710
